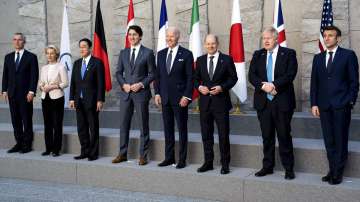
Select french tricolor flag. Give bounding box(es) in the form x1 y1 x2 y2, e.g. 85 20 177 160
157 0 168 52
273 0 287 47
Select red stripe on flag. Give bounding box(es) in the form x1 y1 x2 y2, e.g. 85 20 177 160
278 30 286 45
229 23 245 63
93 33 112 92
125 0 134 48
192 62 199 100
318 40 324 52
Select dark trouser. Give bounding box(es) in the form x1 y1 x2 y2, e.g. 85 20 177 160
119 98 150 158
257 100 294 171
76 99 99 158
200 105 231 167
41 94 64 153
8 95 34 149
162 103 188 163
319 106 351 178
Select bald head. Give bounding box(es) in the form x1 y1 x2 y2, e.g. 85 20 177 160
166 26 180 48
204 34 219 55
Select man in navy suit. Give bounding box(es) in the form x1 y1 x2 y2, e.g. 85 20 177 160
310 26 359 185
249 27 298 180
194 34 238 174
154 26 193 169
2 33 39 153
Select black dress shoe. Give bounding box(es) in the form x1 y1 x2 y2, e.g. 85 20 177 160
52 152 60 157
158 159 175 167
41 151 51 156
221 166 230 175
74 155 88 160
88 156 98 161
321 173 331 182
329 176 342 185
176 162 186 169
197 163 214 173
19 148 32 154
255 168 274 177
7 145 21 153
285 171 295 180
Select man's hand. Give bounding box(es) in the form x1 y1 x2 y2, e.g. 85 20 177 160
2 92 8 103
130 83 143 93
198 85 210 95
69 100 75 109
261 82 275 93
270 89 277 96
96 101 103 112
26 93 34 103
154 95 162 107
122 84 131 93
179 97 189 107
209 85 222 95
311 106 320 117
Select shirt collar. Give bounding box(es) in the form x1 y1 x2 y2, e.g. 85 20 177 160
83 54 92 65
327 46 338 55
207 51 219 59
168 44 179 54
15 49 24 55
131 43 141 51
267 45 279 54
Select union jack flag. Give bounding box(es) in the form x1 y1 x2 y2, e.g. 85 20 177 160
273 0 286 47
319 0 333 52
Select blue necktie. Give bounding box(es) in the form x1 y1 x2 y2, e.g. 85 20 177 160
81 59 87 79
266 52 273 101
15 52 20 71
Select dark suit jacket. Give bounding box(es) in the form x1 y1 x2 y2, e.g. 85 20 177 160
194 52 238 112
248 46 298 111
2 50 39 98
154 46 194 105
70 56 105 109
116 45 155 102
310 47 359 110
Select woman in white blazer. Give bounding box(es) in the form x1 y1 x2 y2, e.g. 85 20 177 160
39 45 68 157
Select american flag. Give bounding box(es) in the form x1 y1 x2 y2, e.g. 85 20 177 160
319 0 333 52
273 0 286 47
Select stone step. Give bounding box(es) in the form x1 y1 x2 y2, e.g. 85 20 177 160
0 150 359 202
0 105 359 140
0 124 360 178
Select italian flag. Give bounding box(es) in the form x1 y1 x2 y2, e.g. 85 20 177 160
189 0 202 100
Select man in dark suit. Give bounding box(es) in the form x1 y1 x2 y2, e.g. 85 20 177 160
249 27 298 180
69 38 105 161
2 33 39 153
154 26 193 169
112 25 155 166
194 34 238 174
310 26 359 185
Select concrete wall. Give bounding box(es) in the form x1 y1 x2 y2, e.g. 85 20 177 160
0 0 359 112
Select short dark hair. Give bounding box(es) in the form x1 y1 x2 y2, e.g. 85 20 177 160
79 38 92 48
128 25 143 37
323 25 342 37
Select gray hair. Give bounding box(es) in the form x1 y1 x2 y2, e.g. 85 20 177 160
166 26 180 39
262 27 278 39
13 32 26 43
204 34 219 44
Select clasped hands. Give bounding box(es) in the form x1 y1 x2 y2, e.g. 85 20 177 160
198 85 222 96
261 82 277 96
122 83 143 93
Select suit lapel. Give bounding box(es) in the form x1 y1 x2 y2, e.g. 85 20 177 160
328 47 341 74
211 53 223 81
132 45 143 73
274 47 285 78
259 50 267 81
169 46 182 75
82 56 94 80
16 50 27 72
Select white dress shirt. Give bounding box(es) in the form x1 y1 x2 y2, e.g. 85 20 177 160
207 51 220 75
266 45 279 81
325 46 338 67
130 43 141 62
83 54 92 66
14 49 24 63
166 44 179 71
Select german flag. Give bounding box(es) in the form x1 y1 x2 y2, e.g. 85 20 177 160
93 0 112 92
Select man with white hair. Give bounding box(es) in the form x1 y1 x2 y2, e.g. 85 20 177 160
248 27 298 180
154 26 194 169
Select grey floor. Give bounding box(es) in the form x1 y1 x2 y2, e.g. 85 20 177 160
0 178 219 202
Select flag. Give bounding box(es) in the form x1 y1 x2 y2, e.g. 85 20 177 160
125 0 135 48
93 0 112 92
157 0 168 52
319 0 333 52
59 1 72 107
273 0 286 47
229 0 247 102
189 0 202 100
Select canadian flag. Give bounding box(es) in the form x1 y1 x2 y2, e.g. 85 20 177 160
229 0 247 102
125 0 135 48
